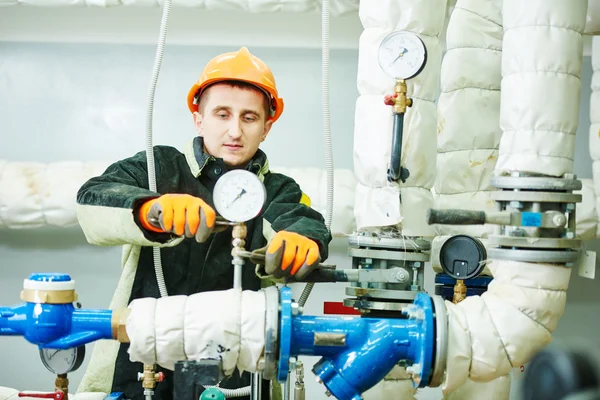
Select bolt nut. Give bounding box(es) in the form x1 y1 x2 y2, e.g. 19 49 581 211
565 231 575 239
406 363 421 376
510 201 524 209
509 228 526 237
413 262 422 268
552 214 567 227
291 303 300 316
566 203 576 211
392 268 410 283
411 284 421 292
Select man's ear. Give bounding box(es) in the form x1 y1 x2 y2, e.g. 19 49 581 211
261 120 273 142
193 112 203 135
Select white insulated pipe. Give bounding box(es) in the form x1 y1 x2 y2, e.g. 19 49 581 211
0 161 356 235
353 0 446 237
434 0 503 239
590 37 600 237
0 0 358 15
495 1 587 177
442 0 588 395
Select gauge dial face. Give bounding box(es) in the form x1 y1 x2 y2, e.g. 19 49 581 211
213 170 267 223
378 30 427 80
39 346 85 375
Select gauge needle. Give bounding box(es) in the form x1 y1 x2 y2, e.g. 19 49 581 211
390 47 408 66
227 188 247 208
48 350 60 360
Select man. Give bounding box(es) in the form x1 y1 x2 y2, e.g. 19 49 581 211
75 47 332 400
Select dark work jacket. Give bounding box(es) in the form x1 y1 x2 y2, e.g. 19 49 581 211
76 137 331 400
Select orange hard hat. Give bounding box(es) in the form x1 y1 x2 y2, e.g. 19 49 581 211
187 47 284 123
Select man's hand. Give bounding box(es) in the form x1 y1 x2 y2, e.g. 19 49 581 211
139 194 216 242
265 231 321 280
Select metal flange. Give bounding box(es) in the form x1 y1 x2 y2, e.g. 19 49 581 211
343 298 412 312
428 295 448 388
487 248 580 263
490 191 581 203
345 287 418 301
348 247 430 262
262 286 279 381
488 235 581 250
491 175 582 191
349 235 431 251
277 286 293 382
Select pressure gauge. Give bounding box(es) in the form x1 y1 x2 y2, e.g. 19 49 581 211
39 346 85 375
213 170 267 223
378 30 427 80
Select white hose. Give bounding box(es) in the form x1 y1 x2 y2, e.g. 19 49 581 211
146 0 172 299
204 386 252 398
299 0 333 308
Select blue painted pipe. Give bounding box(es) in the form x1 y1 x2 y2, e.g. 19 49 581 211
0 273 113 349
292 316 417 395
278 287 435 400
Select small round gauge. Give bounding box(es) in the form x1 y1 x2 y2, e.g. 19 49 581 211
378 30 427 80
213 170 267 223
39 346 85 375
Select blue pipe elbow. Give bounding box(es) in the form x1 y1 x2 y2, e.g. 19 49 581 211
279 287 435 400
0 273 113 349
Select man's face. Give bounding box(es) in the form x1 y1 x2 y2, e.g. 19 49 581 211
193 83 273 168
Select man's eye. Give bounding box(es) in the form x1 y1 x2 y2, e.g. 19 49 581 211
244 116 256 122
218 114 228 119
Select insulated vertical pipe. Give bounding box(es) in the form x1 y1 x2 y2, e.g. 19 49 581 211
442 1 588 396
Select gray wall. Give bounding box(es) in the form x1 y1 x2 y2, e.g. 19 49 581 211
0 41 599 400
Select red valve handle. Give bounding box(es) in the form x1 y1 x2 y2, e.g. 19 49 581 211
18 391 65 399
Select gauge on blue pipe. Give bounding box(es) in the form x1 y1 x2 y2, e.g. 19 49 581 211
39 346 85 375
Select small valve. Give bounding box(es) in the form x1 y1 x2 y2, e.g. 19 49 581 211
138 364 165 390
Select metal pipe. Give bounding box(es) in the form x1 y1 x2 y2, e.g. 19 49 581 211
388 113 409 182
252 372 262 400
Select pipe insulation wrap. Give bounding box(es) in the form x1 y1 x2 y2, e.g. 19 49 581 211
443 1 586 394
0 161 356 235
586 0 600 34
353 0 446 236
577 178 598 240
126 289 266 375
496 0 588 177
443 259 571 393
0 0 358 15
434 0 503 239
590 36 600 237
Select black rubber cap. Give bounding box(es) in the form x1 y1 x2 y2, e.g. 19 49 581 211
439 235 486 280
523 346 600 400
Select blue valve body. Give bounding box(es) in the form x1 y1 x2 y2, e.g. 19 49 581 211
0 273 113 349
278 287 435 400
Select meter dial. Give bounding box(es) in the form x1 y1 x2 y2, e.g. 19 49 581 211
378 30 427 80
39 346 85 375
213 170 267 223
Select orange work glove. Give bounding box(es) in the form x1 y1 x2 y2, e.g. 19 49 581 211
139 194 216 243
264 231 321 280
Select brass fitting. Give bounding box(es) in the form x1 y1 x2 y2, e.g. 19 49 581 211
138 364 165 390
55 374 69 397
392 79 413 114
453 280 467 304
111 308 131 343
232 223 248 240
20 289 77 304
